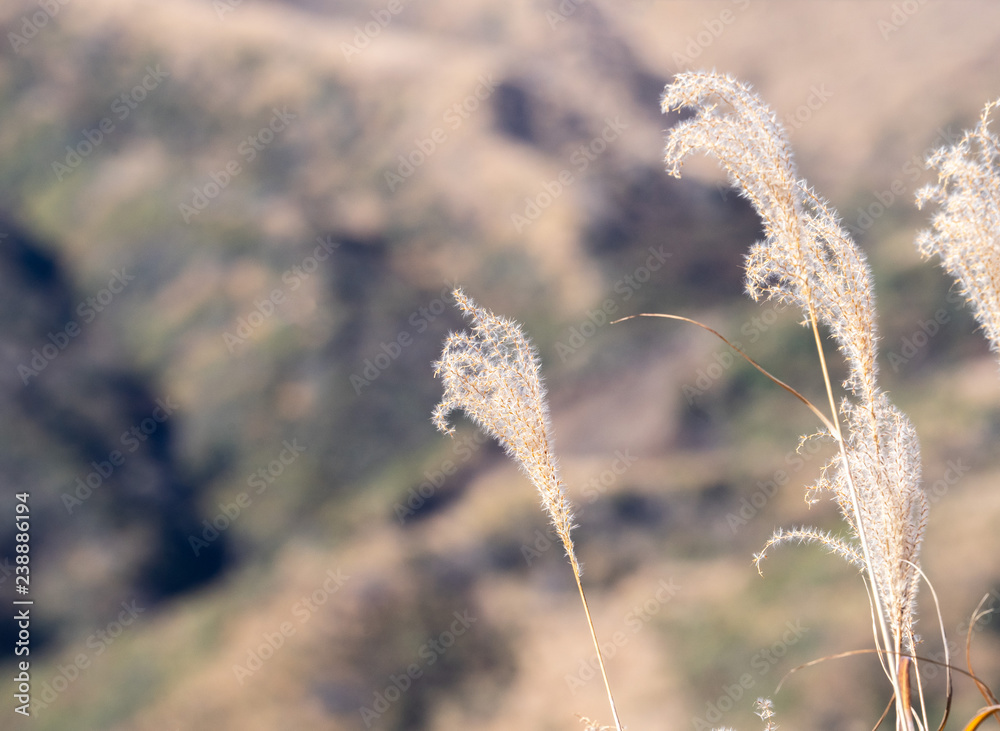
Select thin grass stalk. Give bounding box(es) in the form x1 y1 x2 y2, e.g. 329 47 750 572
810 308 910 730
573 574 623 731
660 70 925 731
432 288 623 730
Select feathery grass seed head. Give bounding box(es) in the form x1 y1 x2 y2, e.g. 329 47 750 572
916 99 1000 362
662 70 928 670
432 287 579 569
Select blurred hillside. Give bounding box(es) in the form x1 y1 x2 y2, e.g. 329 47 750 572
1 1 999 730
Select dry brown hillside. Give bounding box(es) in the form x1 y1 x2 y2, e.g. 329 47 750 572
0 1 998 730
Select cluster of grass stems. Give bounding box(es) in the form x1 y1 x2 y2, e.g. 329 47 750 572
430 71 1000 731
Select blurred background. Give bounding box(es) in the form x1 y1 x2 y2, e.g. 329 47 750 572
1 1 999 729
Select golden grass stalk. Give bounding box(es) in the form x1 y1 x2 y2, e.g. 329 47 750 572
426 74 1000 731
660 70 927 731
916 99 1000 364
917 97 1000 731
432 287 623 731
